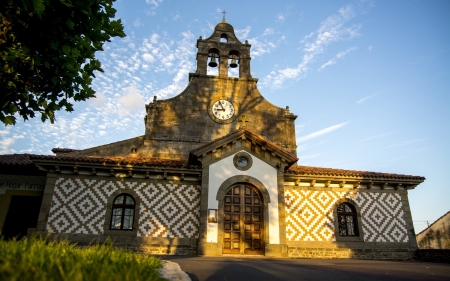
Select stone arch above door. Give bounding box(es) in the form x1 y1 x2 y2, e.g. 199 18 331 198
216 175 271 205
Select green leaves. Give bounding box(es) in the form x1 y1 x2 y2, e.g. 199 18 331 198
0 0 126 125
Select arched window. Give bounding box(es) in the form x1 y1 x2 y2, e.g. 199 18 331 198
337 202 358 236
110 194 135 230
220 33 228 42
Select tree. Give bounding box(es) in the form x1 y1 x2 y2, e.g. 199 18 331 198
0 0 126 125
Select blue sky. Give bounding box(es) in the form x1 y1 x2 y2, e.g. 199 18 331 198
1 0 449 233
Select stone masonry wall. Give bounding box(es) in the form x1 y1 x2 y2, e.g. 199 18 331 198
143 75 297 159
288 248 414 260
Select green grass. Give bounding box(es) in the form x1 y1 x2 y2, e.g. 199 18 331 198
0 236 164 281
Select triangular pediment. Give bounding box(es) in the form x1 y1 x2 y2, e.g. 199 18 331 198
189 128 298 168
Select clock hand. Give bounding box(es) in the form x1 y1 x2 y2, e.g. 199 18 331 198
219 101 225 110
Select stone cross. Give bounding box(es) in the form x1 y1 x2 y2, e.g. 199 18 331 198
239 114 249 128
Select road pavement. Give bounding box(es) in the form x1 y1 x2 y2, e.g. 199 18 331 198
161 256 450 281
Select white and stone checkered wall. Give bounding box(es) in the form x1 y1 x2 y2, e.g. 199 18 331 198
46 177 201 238
284 189 409 243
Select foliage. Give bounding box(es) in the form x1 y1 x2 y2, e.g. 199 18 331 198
0 235 163 281
0 0 126 125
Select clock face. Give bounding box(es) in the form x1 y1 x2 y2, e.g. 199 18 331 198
212 100 235 120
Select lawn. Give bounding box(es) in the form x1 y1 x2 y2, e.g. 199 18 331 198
0 236 164 281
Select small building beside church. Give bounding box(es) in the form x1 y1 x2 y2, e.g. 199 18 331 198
416 211 450 249
0 20 425 259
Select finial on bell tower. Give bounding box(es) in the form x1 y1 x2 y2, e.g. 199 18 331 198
221 10 227 23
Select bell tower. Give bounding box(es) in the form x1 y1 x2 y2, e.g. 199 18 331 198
194 18 252 79
143 19 298 160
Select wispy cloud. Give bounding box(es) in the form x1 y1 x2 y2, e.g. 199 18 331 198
235 26 251 41
382 138 428 149
356 93 376 104
236 26 283 58
358 132 395 142
356 89 386 104
261 4 369 88
319 47 357 71
133 18 144 27
276 13 285 22
146 0 163 8
297 122 349 143
299 153 321 160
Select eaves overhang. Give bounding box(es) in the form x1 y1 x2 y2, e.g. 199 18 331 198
285 165 425 190
189 128 298 167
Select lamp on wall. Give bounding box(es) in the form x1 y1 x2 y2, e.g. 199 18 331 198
208 209 217 223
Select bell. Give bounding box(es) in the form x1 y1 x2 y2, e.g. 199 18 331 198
208 56 218 67
229 58 238 68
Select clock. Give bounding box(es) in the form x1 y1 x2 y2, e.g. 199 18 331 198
212 100 234 120
208 98 238 124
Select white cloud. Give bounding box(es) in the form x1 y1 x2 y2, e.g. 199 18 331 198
359 132 394 142
235 27 251 40
117 87 145 113
276 13 285 22
356 89 386 104
142 53 155 62
261 4 366 88
297 122 349 143
319 46 357 71
263 28 274 36
382 138 427 149
146 0 163 8
133 18 143 27
299 153 321 160
356 93 377 104
87 92 108 109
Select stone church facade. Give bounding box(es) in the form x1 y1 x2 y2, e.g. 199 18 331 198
0 20 425 259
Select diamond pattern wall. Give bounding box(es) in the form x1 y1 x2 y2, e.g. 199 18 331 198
46 177 201 238
284 189 409 243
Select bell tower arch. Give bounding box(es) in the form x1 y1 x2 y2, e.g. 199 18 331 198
195 18 252 79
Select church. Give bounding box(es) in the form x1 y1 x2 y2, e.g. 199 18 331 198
0 19 425 259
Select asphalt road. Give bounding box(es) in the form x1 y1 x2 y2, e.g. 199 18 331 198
161 256 450 281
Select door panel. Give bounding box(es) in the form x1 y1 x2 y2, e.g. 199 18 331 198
223 184 264 255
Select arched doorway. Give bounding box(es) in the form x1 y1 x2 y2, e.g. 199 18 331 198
222 183 264 255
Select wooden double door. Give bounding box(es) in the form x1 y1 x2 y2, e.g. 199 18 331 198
222 184 264 255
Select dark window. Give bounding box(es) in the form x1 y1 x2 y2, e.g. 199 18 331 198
337 202 358 236
110 194 135 230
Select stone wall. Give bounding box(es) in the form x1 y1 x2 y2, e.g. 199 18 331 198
143 75 297 159
288 247 414 260
43 234 199 256
414 249 450 263
416 211 450 249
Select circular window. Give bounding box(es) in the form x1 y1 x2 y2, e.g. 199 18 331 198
233 152 253 171
237 156 248 167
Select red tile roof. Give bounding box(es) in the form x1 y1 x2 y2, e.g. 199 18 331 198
30 155 201 169
51 148 79 154
287 165 425 181
191 127 298 162
0 154 35 166
0 154 425 181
